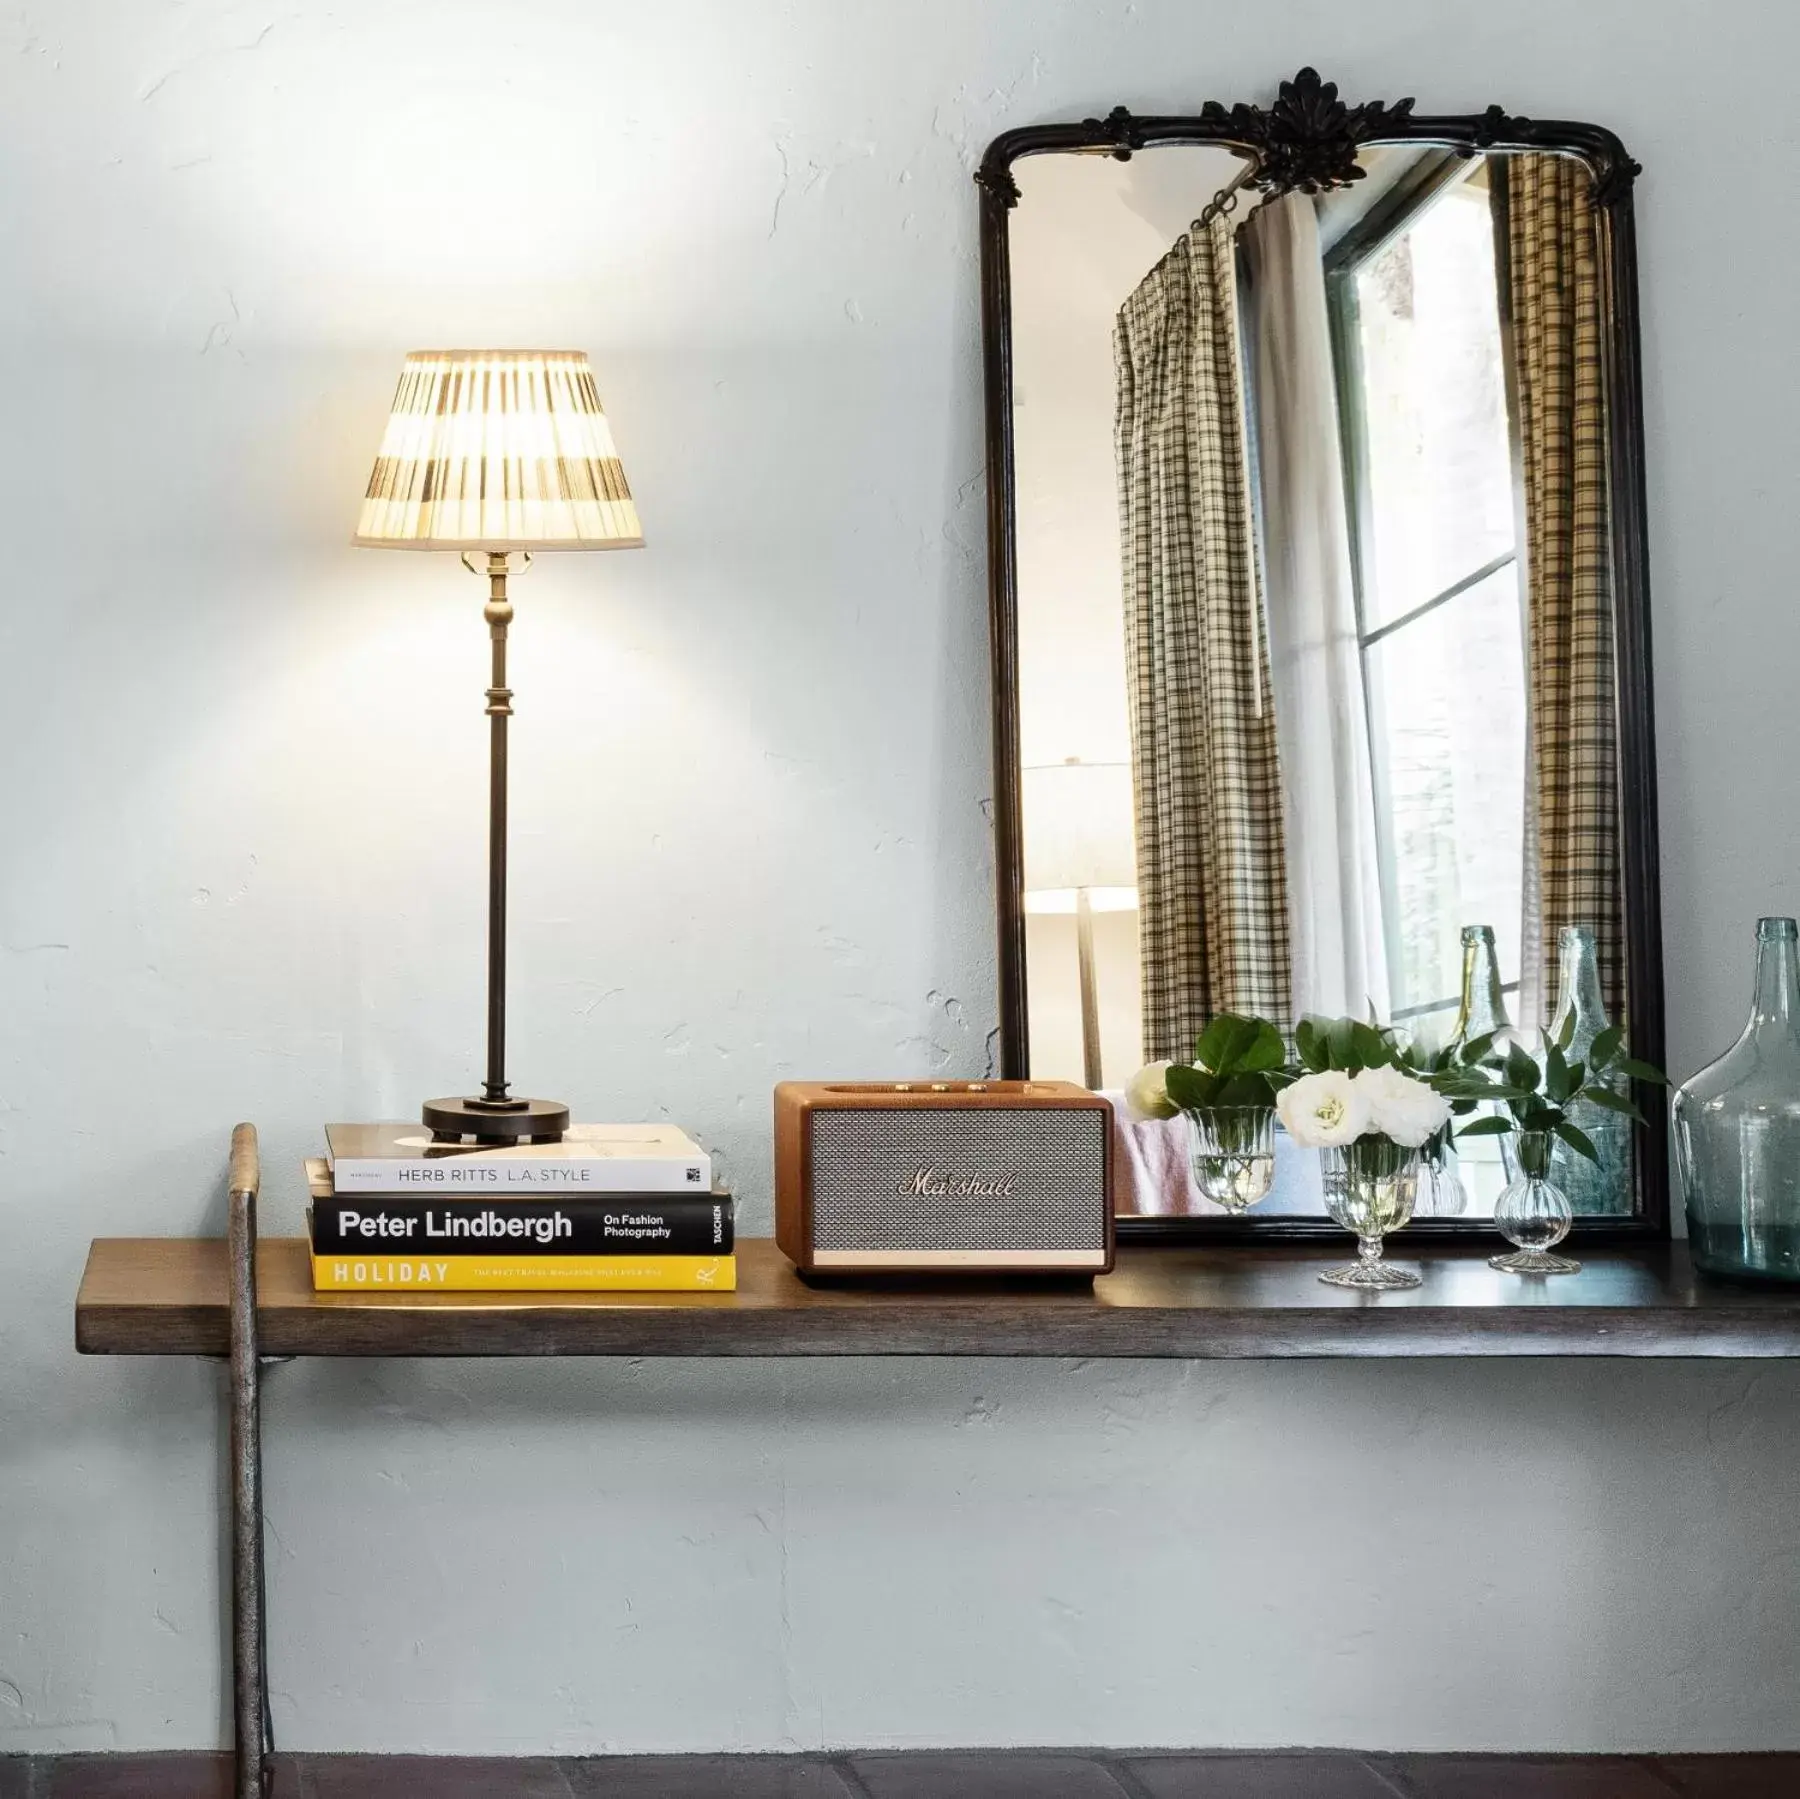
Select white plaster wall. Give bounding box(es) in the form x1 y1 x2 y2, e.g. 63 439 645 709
2 0 1799 1757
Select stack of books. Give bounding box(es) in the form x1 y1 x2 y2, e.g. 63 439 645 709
306 1123 735 1292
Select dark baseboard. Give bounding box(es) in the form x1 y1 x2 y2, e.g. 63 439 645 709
11 1748 1793 1798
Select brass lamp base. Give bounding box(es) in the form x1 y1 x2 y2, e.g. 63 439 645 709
423 1095 570 1145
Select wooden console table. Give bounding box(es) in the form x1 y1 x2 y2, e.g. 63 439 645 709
74 1127 1800 1797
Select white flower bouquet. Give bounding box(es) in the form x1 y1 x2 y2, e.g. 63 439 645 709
1279 1015 1500 1288
1276 1063 1453 1154
1125 1014 1293 1214
1124 1013 1509 1231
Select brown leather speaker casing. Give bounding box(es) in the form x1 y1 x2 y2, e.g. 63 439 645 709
774 1080 1115 1275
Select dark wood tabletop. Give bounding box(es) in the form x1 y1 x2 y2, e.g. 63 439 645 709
73 1235 1800 1359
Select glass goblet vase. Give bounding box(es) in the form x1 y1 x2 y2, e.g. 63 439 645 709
1492 1129 1579 1274
1318 1137 1422 1289
1186 1107 1276 1214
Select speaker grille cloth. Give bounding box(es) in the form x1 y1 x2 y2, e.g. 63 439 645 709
810 1108 1106 1251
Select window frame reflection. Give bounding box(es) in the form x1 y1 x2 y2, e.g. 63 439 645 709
1325 158 1528 1029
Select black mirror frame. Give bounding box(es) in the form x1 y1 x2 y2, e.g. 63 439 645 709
976 70 1668 1242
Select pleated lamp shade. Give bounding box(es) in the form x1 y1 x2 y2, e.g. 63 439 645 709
354 349 643 551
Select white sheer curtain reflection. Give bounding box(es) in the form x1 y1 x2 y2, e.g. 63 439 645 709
1243 193 1390 1019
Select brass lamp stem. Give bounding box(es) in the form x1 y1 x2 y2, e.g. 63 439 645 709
482 550 514 1104
421 549 567 1143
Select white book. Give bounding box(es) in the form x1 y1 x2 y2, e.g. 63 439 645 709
324 1122 712 1194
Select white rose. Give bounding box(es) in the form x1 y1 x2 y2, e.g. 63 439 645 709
1275 1070 1372 1148
1123 1061 1178 1121
1353 1065 1452 1149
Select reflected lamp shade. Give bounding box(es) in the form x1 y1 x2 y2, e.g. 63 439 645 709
353 349 643 550
1022 760 1138 899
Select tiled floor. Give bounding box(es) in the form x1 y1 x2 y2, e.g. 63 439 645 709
9 1751 1796 1797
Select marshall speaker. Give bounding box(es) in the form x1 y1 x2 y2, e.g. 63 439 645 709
774 1081 1114 1275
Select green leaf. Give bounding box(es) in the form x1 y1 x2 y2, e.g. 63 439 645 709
1521 1105 1563 1134
1505 1044 1542 1094
1294 1018 1325 1073
1459 1031 1497 1067
1238 1019 1289 1073
1451 1077 1527 1102
1163 1064 1218 1112
1432 1070 1494 1099
1215 1072 1277 1109
1583 1087 1645 1122
1195 1013 1260 1076
1556 1009 1578 1052
1545 1044 1571 1104
1225 1014 1268 1068
1455 1116 1514 1139
1616 1057 1670 1086
1554 1118 1601 1164
1351 1020 1390 1070
1324 1017 1358 1071
1589 1025 1622 1072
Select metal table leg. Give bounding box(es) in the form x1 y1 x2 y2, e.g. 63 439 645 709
226 1124 270 1799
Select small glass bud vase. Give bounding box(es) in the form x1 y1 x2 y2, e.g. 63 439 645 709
1185 1107 1276 1214
1491 1129 1579 1274
1318 1137 1422 1289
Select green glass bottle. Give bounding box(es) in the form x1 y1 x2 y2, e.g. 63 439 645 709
1675 917 1800 1282
1547 925 1631 1215
1449 924 1515 1052
1445 925 1514 1210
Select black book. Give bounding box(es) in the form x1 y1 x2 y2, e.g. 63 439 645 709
310 1192 734 1257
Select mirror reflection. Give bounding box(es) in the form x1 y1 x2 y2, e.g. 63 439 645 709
1010 140 1630 1217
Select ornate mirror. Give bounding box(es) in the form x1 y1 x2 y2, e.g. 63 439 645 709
978 71 1666 1238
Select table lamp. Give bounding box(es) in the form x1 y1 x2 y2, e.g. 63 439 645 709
354 350 643 1143
1022 759 1137 1090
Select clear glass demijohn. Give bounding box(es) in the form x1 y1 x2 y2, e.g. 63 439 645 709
1674 917 1800 1282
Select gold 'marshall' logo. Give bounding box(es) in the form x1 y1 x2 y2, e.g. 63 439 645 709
902 1166 1019 1199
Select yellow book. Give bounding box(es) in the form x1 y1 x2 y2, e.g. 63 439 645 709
311 1253 737 1293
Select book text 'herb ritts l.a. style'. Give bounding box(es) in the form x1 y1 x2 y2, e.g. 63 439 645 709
323 1122 712 1194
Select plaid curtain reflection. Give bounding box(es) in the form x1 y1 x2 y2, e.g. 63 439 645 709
1115 215 1291 1061
1505 154 1625 1023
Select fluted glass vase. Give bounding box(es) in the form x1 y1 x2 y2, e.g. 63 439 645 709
1318 1137 1421 1289
1185 1107 1276 1214
1675 917 1800 1282
1491 1130 1579 1274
